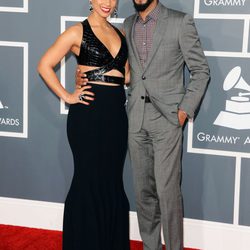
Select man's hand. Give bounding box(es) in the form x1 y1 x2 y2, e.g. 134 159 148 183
75 68 88 88
178 109 187 127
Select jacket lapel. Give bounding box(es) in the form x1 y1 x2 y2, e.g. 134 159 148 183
143 4 169 72
128 15 143 71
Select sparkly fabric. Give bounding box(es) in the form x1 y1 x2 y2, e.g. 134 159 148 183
76 19 128 85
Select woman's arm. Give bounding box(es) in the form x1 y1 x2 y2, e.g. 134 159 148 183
37 24 94 105
120 28 130 86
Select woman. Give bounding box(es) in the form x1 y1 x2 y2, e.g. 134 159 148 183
37 0 130 249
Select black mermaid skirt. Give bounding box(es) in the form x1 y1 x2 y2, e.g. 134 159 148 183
63 83 130 250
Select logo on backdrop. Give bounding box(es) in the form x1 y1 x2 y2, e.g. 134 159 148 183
0 50 23 133
196 0 250 15
190 58 250 154
203 0 246 7
214 66 250 130
0 100 8 109
0 100 20 127
0 42 28 138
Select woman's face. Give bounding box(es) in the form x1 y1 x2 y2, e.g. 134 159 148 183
91 0 117 18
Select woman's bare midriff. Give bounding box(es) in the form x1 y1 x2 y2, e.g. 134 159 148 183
78 65 124 86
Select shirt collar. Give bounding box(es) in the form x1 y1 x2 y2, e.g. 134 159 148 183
136 2 160 23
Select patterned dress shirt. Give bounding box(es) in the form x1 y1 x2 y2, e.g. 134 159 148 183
134 3 160 67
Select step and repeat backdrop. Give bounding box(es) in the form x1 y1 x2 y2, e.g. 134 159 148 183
0 0 250 249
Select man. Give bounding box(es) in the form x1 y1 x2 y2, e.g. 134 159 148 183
77 0 210 249
123 0 209 249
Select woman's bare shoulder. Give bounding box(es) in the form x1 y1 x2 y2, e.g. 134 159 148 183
65 23 83 38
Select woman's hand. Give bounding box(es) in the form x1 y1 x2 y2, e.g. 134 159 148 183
66 85 94 105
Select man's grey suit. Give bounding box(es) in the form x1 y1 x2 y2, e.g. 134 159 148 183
124 3 210 250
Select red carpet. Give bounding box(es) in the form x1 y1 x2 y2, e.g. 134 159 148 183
0 225 199 250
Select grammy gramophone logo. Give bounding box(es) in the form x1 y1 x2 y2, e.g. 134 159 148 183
0 100 8 109
214 66 250 130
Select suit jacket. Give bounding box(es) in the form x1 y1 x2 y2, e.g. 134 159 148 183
123 3 210 132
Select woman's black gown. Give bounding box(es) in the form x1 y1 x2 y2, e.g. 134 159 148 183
63 19 130 250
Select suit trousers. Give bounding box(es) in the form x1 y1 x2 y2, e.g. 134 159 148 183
128 102 183 250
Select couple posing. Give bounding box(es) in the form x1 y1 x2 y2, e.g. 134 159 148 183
38 0 210 249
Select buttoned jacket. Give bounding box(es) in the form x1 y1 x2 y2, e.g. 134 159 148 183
123 3 210 132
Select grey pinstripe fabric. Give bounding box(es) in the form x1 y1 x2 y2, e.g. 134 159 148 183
124 2 210 249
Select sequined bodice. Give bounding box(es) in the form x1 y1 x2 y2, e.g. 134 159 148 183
75 19 128 85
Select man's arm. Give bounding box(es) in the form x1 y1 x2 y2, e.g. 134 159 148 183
178 14 210 119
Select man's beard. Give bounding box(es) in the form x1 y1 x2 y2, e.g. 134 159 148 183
133 0 154 12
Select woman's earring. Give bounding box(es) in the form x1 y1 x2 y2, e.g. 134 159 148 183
89 1 93 12
113 7 118 18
